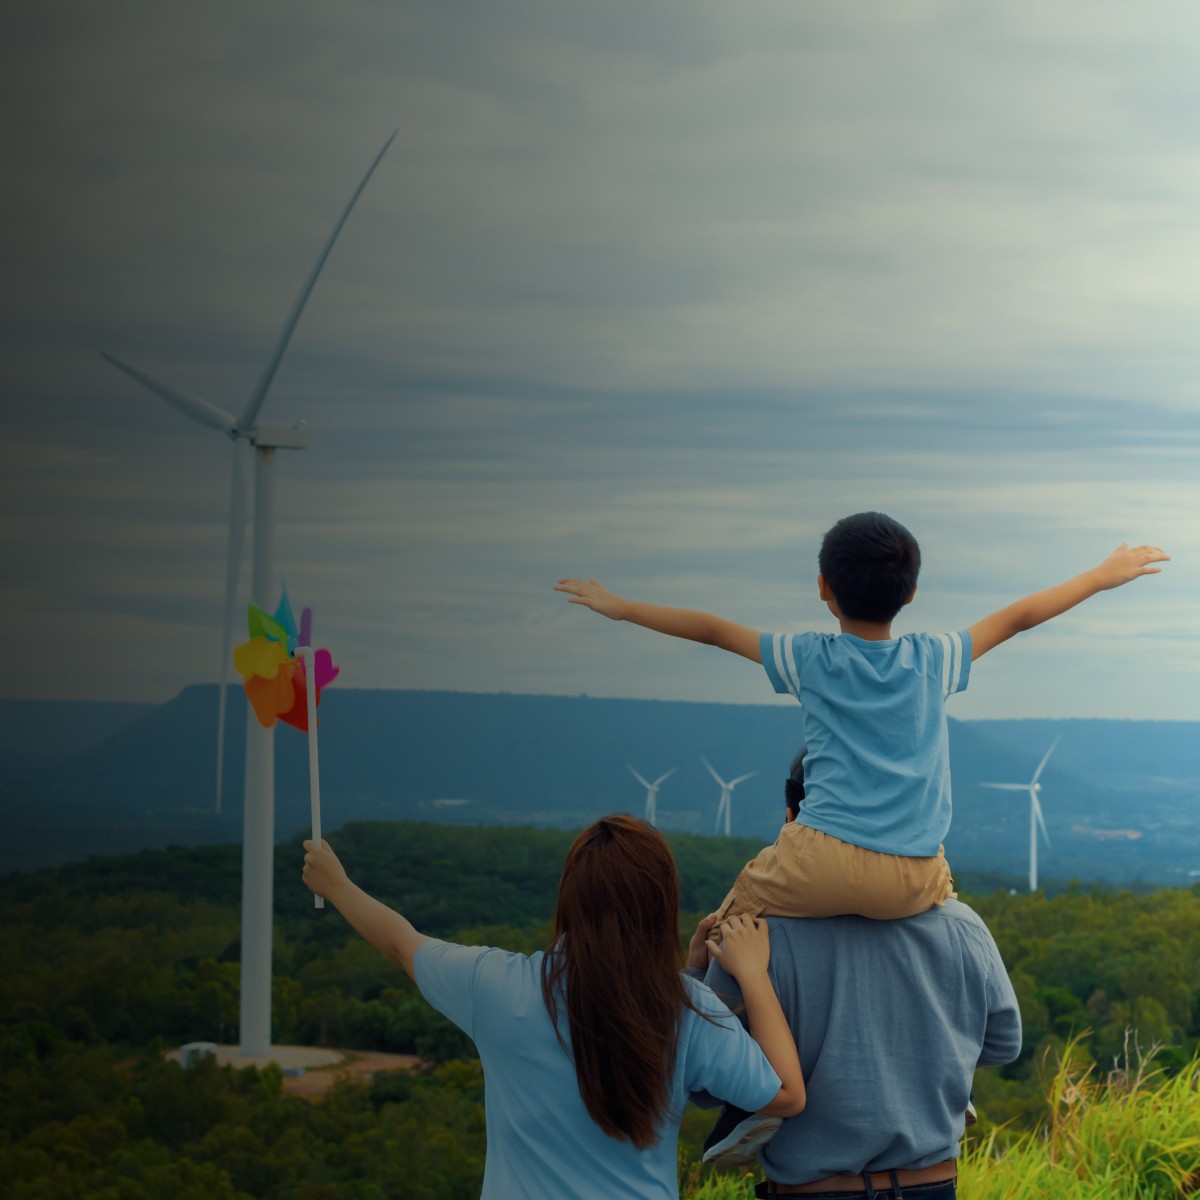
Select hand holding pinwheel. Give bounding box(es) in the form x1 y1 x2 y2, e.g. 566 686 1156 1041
234 589 339 908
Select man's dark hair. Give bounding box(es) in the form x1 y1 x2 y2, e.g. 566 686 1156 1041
818 511 920 623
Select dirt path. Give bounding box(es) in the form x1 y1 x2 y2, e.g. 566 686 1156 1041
281 1048 425 1099
164 1044 425 1100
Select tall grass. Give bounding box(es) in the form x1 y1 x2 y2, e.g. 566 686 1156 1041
960 1039 1200 1199
682 1041 1200 1200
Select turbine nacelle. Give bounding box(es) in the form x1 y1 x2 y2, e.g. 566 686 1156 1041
251 423 309 450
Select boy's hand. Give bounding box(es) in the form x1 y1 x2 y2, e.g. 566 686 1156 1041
1090 542 1170 590
302 838 349 900
554 576 625 620
707 913 771 980
686 912 720 971
970 540 1170 661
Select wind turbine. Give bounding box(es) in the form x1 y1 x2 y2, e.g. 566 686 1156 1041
101 134 394 1058
627 765 676 827
981 736 1059 893
702 757 757 837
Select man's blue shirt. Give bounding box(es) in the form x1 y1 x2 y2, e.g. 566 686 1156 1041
696 901 1021 1183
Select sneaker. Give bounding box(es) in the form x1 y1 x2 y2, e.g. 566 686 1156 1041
965 1099 977 1127
702 1113 784 1168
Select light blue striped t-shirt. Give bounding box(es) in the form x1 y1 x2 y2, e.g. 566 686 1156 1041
760 629 971 856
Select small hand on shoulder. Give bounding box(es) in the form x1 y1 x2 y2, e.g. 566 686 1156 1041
686 912 721 971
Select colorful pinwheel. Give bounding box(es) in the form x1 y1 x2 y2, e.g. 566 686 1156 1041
234 589 339 910
233 589 339 732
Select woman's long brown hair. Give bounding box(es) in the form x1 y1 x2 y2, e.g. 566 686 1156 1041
540 814 701 1149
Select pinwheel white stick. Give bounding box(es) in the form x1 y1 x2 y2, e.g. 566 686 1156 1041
295 646 324 910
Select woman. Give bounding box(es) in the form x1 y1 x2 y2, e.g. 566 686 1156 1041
302 815 804 1198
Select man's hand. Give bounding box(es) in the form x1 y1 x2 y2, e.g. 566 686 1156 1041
707 913 771 981
303 838 349 900
554 576 625 620
1090 542 1170 590
686 912 720 971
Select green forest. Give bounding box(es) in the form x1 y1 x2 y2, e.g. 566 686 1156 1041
3 821 1199 1198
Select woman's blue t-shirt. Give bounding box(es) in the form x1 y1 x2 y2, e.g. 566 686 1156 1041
414 939 780 1199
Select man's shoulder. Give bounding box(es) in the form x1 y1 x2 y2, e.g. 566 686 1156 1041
764 900 995 947
905 899 1002 963
936 897 985 921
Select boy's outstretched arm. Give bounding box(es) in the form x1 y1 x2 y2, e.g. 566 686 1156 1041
968 542 1169 662
554 576 762 663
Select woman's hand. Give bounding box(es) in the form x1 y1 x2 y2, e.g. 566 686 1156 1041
303 838 349 900
706 913 770 981
686 912 720 971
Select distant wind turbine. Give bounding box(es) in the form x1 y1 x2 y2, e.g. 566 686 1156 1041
101 134 394 1058
627 765 676 827
981 736 1060 892
702 757 757 837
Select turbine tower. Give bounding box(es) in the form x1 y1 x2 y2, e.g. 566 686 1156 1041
702 757 757 837
981 736 1059 892
627 765 676 828
101 134 394 1057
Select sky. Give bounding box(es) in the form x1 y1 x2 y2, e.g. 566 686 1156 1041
2 1 1198 720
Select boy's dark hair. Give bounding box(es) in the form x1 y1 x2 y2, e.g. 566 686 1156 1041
818 511 920 623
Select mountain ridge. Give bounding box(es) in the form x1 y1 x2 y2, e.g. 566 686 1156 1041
2 686 1197 882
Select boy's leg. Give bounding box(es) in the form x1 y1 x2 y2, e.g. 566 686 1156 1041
858 843 954 919
720 824 866 919
720 825 955 921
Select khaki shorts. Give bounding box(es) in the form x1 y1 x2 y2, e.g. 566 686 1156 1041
714 822 955 921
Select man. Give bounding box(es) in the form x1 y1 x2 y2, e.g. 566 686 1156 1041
690 755 1021 1199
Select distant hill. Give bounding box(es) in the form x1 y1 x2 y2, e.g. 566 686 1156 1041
0 698 151 770
1 686 1197 883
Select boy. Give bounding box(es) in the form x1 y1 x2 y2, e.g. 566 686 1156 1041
556 513 1168 924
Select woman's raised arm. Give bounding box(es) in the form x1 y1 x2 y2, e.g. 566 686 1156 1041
709 914 806 1117
303 839 430 980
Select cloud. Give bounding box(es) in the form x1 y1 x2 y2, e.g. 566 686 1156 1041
1 0 1197 717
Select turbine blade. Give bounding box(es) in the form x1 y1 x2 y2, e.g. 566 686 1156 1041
239 132 396 431
101 352 238 435
1030 736 1061 786
215 439 250 813
1033 795 1051 847
980 783 1029 791
730 771 758 787
701 756 727 787
627 764 652 790
652 767 678 788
